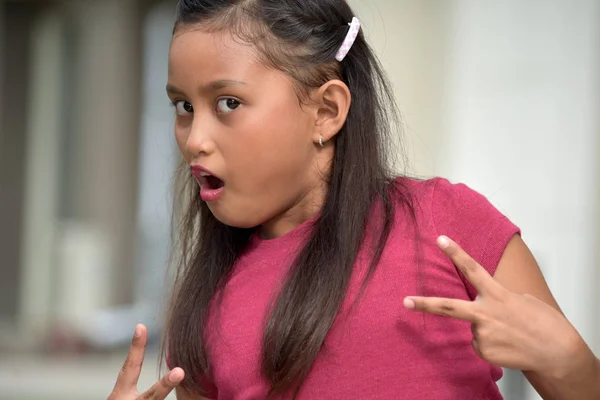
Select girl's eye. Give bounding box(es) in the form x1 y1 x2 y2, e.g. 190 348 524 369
174 100 193 116
216 98 241 114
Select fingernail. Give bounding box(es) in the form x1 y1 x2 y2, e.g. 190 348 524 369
169 369 182 383
134 324 142 338
403 298 415 310
437 236 450 249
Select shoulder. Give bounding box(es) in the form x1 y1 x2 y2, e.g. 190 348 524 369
391 176 520 292
393 176 484 206
392 176 508 228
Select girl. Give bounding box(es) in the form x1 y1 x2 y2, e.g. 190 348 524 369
108 0 600 399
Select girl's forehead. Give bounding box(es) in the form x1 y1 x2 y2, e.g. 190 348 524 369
168 29 261 79
167 28 293 93
171 28 256 62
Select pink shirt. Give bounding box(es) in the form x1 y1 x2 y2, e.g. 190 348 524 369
197 177 520 399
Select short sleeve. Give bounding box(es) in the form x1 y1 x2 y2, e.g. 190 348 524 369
431 178 521 299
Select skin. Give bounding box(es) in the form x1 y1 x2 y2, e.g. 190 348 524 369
106 324 185 400
166 26 350 239
108 27 600 400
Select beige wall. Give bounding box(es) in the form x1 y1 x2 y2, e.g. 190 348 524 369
348 0 454 177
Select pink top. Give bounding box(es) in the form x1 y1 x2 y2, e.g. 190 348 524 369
196 177 520 399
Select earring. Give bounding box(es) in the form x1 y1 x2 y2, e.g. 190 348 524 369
319 136 325 147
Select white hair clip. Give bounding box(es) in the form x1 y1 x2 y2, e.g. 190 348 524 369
335 17 361 62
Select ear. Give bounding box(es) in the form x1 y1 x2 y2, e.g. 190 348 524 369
310 80 351 146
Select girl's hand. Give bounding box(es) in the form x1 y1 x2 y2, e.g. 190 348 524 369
107 324 185 400
403 236 587 378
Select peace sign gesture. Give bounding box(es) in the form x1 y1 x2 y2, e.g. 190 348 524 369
107 324 185 400
403 236 587 379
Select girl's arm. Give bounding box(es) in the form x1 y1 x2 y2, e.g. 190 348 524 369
493 235 600 399
404 235 600 400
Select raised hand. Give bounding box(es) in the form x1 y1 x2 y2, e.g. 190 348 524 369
107 324 185 400
403 236 585 378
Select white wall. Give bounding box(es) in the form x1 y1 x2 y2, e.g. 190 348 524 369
443 3 600 397
443 0 599 341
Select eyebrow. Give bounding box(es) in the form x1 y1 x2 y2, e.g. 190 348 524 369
166 80 247 96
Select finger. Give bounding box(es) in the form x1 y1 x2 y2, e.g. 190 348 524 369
138 368 185 400
114 324 147 392
437 236 500 296
403 296 477 322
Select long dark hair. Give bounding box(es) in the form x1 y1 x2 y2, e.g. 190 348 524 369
163 0 415 397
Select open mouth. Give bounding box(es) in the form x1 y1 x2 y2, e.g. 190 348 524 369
193 170 225 190
190 166 225 202
202 174 225 190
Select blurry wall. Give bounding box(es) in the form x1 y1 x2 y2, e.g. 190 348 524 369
134 0 179 323
0 0 172 347
0 1 34 323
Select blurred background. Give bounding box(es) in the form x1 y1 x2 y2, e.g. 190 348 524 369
0 0 598 399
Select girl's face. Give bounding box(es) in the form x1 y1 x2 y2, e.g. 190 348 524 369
167 27 329 237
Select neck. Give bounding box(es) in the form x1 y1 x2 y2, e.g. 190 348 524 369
259 182 327 240
260 147 334 239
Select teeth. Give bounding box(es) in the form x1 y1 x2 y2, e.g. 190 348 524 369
200 172 211 177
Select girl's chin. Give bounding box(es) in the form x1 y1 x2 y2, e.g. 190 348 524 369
207 204 263 230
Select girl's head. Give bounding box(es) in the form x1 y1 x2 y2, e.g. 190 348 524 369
167 0 397 236
165 0 410 397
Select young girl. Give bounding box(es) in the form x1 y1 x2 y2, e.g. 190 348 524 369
107 0 600 399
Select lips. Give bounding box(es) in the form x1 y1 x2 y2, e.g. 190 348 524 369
190 165 225 202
